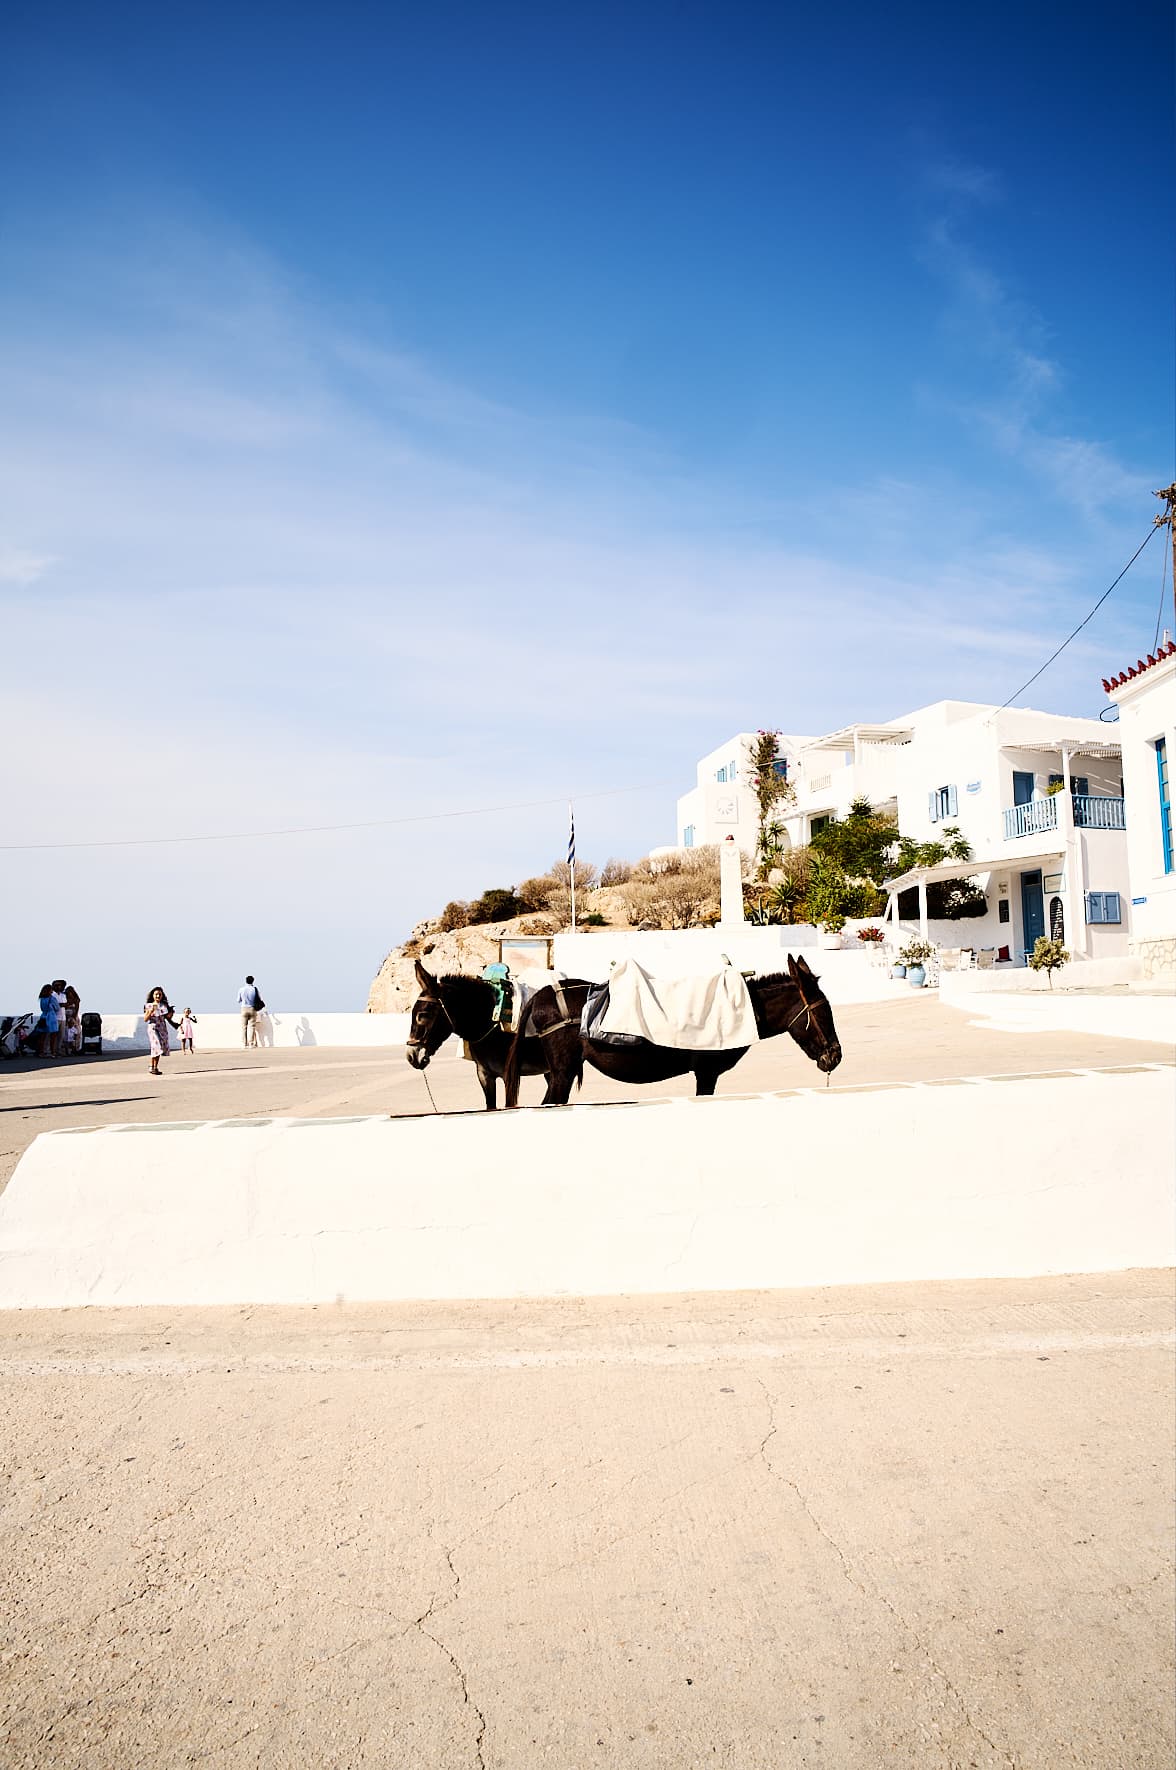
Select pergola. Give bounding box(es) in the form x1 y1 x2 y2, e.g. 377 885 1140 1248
882 845 1065 945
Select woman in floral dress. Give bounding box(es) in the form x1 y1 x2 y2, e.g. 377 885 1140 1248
144 986 176 1076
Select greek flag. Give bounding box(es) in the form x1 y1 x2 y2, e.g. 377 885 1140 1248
567 804 576 873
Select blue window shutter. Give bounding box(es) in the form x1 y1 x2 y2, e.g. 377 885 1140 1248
1085 892 1104 923
928 791 938 823
1105 893 1121 923
948 786 958 816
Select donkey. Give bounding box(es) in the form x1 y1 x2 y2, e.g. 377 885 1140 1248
503 954 842 1107
406 961 593 1110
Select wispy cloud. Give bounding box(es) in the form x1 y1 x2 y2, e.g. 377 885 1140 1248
0 547 56 586
918 168 1150 514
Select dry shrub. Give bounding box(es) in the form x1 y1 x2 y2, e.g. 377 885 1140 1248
619 846 721 929
516 876 556 911
598 857 633 886
437 900 471 932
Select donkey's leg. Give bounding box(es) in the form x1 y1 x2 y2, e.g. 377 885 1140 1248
692 1058 724 1097
475 1061 497 1111
539 1032 579 1106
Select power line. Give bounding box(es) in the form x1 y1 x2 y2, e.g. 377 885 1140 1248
0 780 675 855
996 524 1160 712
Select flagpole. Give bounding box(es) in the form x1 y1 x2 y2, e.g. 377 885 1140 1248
568 801 577 931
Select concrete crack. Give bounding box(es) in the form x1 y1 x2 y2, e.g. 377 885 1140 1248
410 1540 486 1770
753 1376 1021 1769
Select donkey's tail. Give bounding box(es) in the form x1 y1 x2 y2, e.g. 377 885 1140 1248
503 1000 531 1109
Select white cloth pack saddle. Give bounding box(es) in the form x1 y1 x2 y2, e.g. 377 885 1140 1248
584 959 761 1052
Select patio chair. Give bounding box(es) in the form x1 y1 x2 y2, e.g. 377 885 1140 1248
975 949 995 970
938 948 961 972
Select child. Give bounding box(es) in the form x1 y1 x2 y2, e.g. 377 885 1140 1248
178 1008 197 1054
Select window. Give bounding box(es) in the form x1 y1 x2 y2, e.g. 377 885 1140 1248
1051 771 1089 795
1085 892 1122 924
1158 739 1173 874
810 815 831 835
729 757 738 781
928 785 958 823
715 766 727 783
683 824 695 848
998 899 1011 924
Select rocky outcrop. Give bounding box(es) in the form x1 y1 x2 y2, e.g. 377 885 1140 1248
366 913 564 1013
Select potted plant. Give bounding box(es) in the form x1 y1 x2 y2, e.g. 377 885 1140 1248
856 926 885 944
898 938 935 987
816 911 845 950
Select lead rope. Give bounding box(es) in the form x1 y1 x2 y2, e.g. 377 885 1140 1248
419 1066 440 1114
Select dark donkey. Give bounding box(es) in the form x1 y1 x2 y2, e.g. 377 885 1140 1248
503 954 842 1108
406 961 593 1110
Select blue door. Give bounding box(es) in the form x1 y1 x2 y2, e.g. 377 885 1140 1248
1020 869 1045 958
1013 770 1035 806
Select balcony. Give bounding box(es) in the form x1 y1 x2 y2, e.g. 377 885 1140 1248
1003 795 1126 840
1073 793 1126 830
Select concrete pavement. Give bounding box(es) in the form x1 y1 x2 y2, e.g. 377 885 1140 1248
2 996 1173 1764
1 1271 1172 1767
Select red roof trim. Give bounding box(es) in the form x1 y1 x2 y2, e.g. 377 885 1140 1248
1103 639 1176 692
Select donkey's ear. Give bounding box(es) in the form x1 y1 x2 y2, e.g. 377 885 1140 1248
795 954 814 977
414 959 436 992
785 954 799 978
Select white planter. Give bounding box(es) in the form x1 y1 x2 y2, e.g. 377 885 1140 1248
817 929 842 950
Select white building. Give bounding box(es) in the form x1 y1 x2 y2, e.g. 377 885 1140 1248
880 701 1129 964
674 731 813 858
674 700 1132 965
1104 639 1176 980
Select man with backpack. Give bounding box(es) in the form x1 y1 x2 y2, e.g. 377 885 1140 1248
237 975 265 1048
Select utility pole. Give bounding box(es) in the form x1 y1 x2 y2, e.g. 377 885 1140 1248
1154 482 1176 638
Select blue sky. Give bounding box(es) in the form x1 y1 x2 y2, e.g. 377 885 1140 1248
1 0 1172 1008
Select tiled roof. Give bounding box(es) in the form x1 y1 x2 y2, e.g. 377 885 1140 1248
1102 639 1176 693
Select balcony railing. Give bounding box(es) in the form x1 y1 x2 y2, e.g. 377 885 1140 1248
1003 797 1058 840
1003 795 1126 839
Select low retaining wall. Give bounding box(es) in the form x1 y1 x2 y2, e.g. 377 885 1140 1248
953 989 1176 1045
71 1011 411 1053
553 932 899 1003
1 1069 1170 1307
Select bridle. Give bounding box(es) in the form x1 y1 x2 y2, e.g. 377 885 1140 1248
778 981 834 1059
406 988 500 1060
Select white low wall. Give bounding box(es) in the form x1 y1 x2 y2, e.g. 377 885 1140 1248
938 956 1142 994
1 1069 1170 1307
553 931 899 1004
71 1011 411 1053
955 990 1176 1046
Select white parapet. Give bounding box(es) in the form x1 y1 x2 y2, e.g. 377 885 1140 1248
74 1011 412 1053
0 1069 1171 1308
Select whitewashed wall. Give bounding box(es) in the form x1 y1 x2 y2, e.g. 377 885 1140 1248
553 929 899 1003
70 1011 411 1053
1 1068 1170 1307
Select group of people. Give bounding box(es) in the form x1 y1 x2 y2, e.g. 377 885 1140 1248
35 980 81 1058
142 976 266 1074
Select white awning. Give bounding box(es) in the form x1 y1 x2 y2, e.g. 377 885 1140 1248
884 844 1064 894
801 724 913 751
1001 740 1121 759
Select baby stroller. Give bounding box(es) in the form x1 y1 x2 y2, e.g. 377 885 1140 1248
80 1012 103 1055
0 1013 37 1059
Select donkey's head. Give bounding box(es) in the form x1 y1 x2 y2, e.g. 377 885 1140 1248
784 954 842 1074
406 960 450 1070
